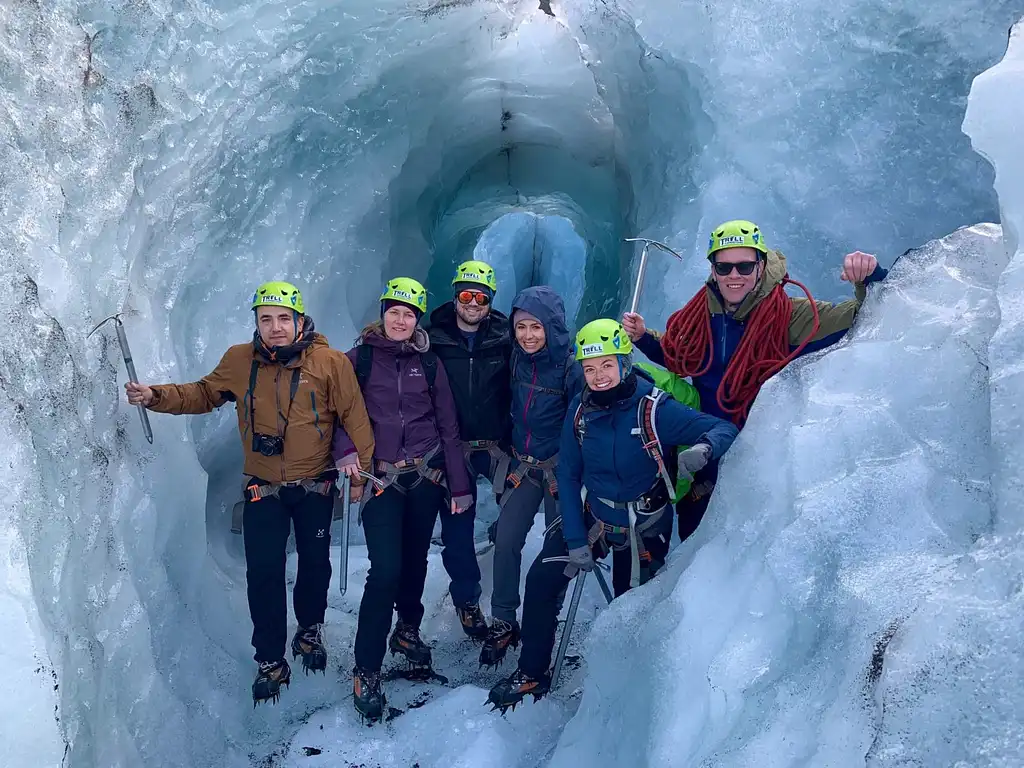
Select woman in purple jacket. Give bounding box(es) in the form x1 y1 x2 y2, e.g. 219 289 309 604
333 277 472 723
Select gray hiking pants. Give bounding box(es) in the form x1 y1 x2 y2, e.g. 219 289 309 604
490 474 559 623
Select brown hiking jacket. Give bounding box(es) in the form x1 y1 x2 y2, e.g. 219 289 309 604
148 335 374 484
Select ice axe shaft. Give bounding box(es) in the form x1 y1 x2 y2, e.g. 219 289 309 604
551 569 588 688
338 474 352 596
593 565 613 605
624 237 684 315
88 314 154 444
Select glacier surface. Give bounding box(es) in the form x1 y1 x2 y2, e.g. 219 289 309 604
2 0 1024 766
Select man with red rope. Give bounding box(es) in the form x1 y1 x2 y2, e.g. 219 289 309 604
622 219 887 542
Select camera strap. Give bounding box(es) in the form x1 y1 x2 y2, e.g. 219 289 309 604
247 359 301 444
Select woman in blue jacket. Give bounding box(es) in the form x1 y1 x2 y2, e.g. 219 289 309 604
487 318 738 711
479 286 584 668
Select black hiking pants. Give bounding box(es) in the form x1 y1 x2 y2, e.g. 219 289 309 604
438 449 492 607
675 461 718 543
243 481 334 664
516 517 665 679
354 477 445 672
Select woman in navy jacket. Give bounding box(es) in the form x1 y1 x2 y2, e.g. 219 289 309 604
479 286 584 668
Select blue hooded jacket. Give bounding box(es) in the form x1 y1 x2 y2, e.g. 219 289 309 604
509 286 584 462
557 373 739 550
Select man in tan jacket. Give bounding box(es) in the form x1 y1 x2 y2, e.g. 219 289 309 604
126 281 374 705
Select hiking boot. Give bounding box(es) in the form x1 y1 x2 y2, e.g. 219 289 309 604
389 620 432 666
252 659 291 706
479 618 520 668
291 623 327 674
353 666 386 723
487 667 550 713
456 602 488 641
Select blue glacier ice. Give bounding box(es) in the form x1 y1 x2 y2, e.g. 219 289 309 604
1 0 1023 766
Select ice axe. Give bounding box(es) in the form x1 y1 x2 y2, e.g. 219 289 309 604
624 237 684 314
550 563 613 689
338 475 352 596
337 470 383 594
88 313 154 444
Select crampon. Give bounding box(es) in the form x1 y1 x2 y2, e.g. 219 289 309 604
353 666 386 724
486 668 550 714
479 618 520 669
383 662 450 686
456 602 489 642
252 659 291 707
291 624 327 675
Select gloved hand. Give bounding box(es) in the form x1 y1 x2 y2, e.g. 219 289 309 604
451 494 473 514
678 443 712 479
567 545 595 572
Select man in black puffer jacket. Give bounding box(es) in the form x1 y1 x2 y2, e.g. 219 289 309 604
426 260 513 639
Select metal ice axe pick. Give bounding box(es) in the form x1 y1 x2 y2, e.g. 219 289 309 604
624 237 684 314
88 313 154 444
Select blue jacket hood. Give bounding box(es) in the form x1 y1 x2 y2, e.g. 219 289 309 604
510 286 571 362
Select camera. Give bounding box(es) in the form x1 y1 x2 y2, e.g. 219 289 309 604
253 433 285 457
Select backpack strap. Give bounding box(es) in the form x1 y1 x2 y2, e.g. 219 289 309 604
635 388 677 503
355 343 374 390
573 402 585 445
420 349 438 393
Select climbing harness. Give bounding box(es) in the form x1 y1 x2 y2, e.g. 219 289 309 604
570 390 677 588
372 444 446 496
463 439 511 501
501 450 559 506
88 313 154 444
230 475 335 535
231 469 382 534
583 499 668 590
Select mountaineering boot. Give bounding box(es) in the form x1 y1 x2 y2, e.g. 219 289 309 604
389 620 433 667
479 618 520 668
252 659 291 706
456 602 489 641
291 623 328 674
353 666 386 723
487 667 550 713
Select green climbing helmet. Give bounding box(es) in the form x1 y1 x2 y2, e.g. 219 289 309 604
252 281 305 314
706 219 769 258
574 318 633 361
451 260 497 293
380 277 428 313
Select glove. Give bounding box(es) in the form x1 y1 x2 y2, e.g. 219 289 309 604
678 443 712 479
567 545 595 573
451 494 473 514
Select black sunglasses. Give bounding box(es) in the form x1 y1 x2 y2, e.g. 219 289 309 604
713 260 759 276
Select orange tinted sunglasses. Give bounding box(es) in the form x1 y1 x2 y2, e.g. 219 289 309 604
457 290 490 306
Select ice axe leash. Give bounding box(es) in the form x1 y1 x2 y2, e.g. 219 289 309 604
87 313 154 444
624 237 684 314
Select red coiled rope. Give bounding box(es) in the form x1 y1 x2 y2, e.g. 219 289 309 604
661 277 821 426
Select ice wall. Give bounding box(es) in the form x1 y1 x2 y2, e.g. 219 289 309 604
551 20 1024 765
964 19 1024 536
2 0 1023 766
550 222 1020 767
